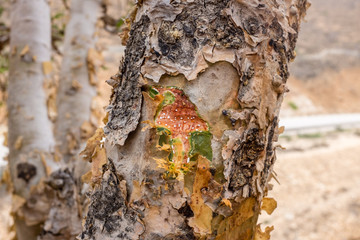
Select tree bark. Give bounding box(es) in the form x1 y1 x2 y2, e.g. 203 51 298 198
8 0 57 239
40 0 102 239
81 0 309 239
55 0 101 165
8 0 103 239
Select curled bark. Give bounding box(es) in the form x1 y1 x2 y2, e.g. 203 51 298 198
82 0 309 239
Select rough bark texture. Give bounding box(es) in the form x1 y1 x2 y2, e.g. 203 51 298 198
8 0 58 239
82 0 309 239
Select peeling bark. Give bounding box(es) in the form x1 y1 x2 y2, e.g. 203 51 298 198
82 0 309 239
105 15 150 146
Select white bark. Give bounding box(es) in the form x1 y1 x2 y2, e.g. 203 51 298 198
8 0 57 239
40 0 102 239
56 0 101 166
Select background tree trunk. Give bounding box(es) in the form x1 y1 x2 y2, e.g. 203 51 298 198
8 0 103 239
80 0 309 239
41 0 102 239
8 0 57 239
55 0 101 166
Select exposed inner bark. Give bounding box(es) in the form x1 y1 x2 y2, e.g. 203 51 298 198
82 0 309 239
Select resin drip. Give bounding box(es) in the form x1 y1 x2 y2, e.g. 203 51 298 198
149 86 213 177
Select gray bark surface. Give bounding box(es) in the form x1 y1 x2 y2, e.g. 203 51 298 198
41 0 102 239
8 0 102 239
55 0 100 164
8 0 57 239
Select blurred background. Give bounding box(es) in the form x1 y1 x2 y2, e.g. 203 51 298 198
0 0 360 239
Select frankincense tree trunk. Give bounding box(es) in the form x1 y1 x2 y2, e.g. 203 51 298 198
8 0 102 239
40 0 102 239
81 0 309 239
8 0 57 239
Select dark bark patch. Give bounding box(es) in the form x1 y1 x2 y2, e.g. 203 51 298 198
269 18 283 40
269 39 289 81
244 17 260 35
105 15 151 145
287 22 300 60
162 224 196 240
17 162 36 183
91 173 124 221
261 117 278 188
81 160 143 239
228 128 265 195
155 0 244 67
178 202 194 218
47 169 75 203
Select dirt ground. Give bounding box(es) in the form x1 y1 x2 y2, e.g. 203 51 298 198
280 0 360 117
281 67 360 118
259 130 360 240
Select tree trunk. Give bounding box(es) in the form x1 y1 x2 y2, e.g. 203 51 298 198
40 0 102 239
55 0 101 166
8 0 103 239
8 0 57 239
81 0 309 239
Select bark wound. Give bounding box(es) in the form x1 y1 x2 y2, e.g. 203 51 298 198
17 162 37 183
105 15 150 145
